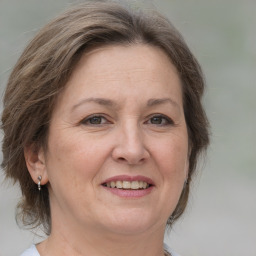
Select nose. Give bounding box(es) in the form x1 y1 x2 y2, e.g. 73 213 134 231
111 122 150 165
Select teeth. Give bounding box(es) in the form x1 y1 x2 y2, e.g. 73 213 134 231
105 181 150 190
142 182 147 189
131 181 139 189
116 181 123 189
122 181 131 189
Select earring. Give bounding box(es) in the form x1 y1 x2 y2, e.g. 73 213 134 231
37 175 42 191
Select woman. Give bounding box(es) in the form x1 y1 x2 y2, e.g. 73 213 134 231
1 1 209 255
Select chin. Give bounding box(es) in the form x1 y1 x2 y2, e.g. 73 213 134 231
101 208 163 235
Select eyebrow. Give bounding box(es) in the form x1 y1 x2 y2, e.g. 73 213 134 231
147 98 180 109
71 97 180 112
71 97 117 112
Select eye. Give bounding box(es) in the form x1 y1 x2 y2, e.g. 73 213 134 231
81 115 110 125
146 114 174 126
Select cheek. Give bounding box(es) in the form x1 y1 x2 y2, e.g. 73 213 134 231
152 135 189 181
46 130 109 186
148 135 189 217
45 134 102 209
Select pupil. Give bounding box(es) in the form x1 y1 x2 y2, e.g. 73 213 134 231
90 117 101 124
151 117 161 124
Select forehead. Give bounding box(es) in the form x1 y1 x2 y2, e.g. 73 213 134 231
54 44 183 112
73 44 179 85
75 43 178 77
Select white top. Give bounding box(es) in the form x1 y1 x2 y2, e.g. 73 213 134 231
20 244 180 256
164 243 181 256
20 245 40 256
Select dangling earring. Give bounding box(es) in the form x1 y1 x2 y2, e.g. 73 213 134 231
37 175 42 191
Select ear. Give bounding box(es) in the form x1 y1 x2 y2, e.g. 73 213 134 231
24 143 49 186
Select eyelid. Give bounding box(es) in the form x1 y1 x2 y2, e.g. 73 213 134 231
79 113 174 126
145 114 174 125
80 114 112 125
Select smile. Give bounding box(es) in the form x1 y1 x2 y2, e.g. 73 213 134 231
103 181 150 190
101 175 154 197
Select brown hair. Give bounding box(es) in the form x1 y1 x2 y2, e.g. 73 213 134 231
1 0 209 234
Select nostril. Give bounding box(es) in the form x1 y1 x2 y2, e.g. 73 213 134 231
117 157 126 162
112 144 149 165
117 156 146 165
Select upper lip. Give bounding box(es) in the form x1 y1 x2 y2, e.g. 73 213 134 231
102 175 154 186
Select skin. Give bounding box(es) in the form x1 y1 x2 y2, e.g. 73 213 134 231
25 44 189 256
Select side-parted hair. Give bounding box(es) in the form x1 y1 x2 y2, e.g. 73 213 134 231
1 0 209 234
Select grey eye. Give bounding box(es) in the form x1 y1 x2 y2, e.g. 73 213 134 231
150 116 163 124
149 115 173 125
89 116 103 124
81 115 108 125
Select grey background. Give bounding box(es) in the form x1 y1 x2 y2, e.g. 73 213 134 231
0 0 255 255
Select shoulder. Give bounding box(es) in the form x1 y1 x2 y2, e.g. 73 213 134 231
164 243 181 256
20 245 40 256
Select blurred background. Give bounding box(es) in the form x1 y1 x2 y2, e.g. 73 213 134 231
0 0 255 255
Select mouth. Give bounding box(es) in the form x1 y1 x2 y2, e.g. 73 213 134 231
102 180 152 190
101 175 154 198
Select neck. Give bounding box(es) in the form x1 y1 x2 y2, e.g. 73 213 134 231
37 218 166 256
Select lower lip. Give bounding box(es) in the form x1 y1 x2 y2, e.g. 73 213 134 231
102 186 154 198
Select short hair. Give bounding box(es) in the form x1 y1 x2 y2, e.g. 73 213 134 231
1 0 209 234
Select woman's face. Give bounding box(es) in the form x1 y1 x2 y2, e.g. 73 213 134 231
42 44 189 236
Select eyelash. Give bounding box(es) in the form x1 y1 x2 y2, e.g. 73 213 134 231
146 114 174 126
80 114 110 125
80 114 174 126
